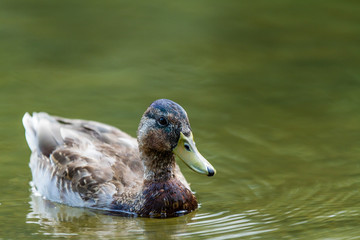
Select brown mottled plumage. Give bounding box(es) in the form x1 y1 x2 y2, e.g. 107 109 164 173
23 99 215 218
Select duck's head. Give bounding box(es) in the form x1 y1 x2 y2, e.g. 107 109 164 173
137 99 216 177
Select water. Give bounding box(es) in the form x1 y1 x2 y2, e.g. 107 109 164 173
1 0 360 239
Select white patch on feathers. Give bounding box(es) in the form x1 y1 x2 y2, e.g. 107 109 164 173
22 113 37 151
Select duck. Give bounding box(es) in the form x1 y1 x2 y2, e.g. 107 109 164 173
22 99 216 218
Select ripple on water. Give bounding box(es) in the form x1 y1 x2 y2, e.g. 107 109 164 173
25 171 360 239
179 170 360 239
176 211 278 239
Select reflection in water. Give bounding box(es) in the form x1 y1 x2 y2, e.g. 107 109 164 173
27 191 282 239
27 193 189 239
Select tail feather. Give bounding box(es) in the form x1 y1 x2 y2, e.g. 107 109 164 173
22 112 37 151
22 112 62 155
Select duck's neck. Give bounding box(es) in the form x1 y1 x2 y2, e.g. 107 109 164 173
139 177 198 217
137 147 198 217
140 148 176 181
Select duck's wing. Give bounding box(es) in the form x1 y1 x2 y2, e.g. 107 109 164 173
23 112 143 208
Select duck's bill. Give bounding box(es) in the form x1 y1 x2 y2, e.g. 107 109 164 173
173 132 216 176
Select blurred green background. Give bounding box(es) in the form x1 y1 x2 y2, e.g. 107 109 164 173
1 0 360 239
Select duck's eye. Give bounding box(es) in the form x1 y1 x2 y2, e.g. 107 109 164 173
157 117 168 126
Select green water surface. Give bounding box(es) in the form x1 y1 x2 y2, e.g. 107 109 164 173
1 0 360 239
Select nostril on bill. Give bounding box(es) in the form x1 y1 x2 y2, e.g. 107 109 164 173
184 143 191 152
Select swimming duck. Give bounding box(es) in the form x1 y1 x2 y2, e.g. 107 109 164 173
22 99 216 218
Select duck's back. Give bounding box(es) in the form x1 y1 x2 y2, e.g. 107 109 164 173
23 113 144 209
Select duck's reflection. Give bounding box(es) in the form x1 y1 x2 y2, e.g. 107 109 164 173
26 193 197 239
